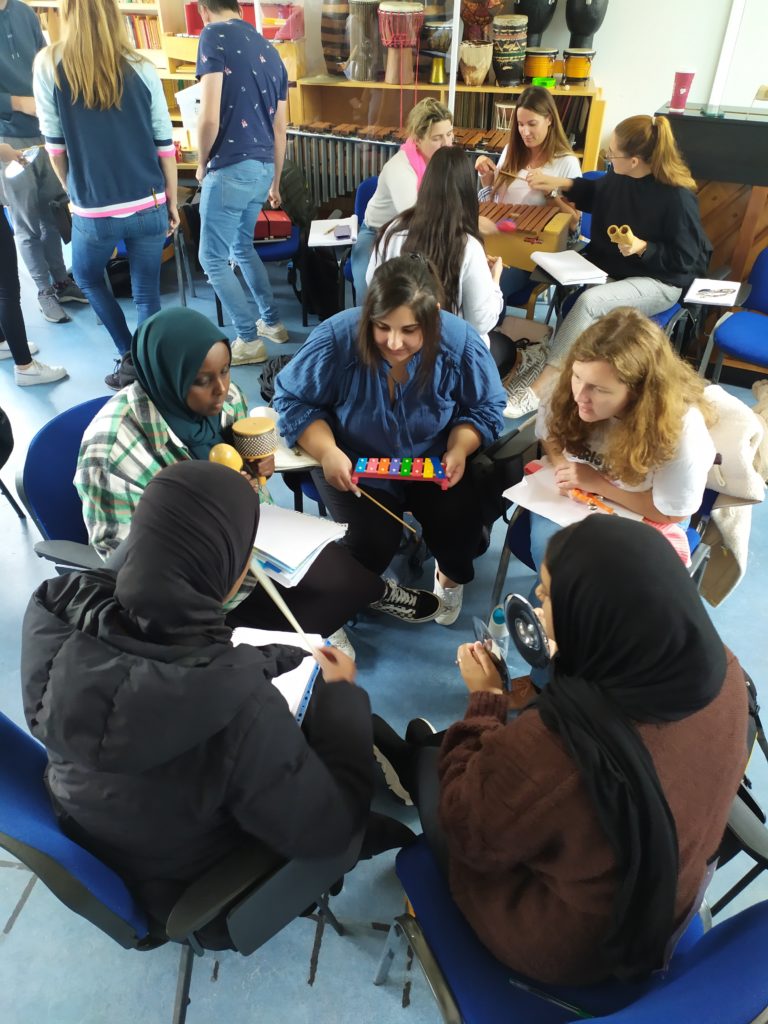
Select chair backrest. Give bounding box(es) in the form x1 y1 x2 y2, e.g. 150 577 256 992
355 176 379 223
747 246 768 316
0 712 150 948
17 396 110 543
579 169 606 241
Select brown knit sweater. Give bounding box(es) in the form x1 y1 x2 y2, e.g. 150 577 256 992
438 649 749 985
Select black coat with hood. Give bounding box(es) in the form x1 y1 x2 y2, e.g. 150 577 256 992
21 568 373 920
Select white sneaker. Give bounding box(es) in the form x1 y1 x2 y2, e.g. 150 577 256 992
0 340 39 360
503 384 540 419
326 627 356 661
15 359 68 387
256 318 289 344
230 337 268 365
433 567 464 626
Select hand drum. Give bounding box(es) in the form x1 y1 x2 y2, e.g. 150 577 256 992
503 593 551 669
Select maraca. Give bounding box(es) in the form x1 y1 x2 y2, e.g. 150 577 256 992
209 443 244 473
231 416 279 485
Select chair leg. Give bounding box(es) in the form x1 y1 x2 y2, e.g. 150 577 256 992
315 891 344 937
1 478 26 519
712 350 725 384
373 921 407 985
172 945 195 1024
214 292 225 328
173 230 187 307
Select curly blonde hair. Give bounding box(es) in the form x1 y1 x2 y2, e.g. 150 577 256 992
546 308 716 485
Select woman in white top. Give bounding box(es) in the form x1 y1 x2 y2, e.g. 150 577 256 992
350 97 453 300
476 86 581 303
366 146 504 350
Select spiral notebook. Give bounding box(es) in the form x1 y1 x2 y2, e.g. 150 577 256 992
231 627 322 724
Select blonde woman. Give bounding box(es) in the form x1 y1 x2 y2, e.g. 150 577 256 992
506 114 711 417
350 97 454 299
33 0 179 389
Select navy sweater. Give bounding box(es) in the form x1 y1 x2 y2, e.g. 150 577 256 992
0 0 44 138
33 52 174 217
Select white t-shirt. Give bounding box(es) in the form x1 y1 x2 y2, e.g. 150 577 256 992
485 150 582 205
535 401 716 518
366 230 504 345
363 150 418 230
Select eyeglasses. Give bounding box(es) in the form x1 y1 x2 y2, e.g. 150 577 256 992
602 150 632 163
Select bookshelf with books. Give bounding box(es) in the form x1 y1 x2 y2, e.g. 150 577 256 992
23 0 186 71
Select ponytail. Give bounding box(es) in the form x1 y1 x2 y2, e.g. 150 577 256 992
614 114 697 191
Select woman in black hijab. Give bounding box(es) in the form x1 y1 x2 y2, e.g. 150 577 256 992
21 461 383 941
377 516 750 986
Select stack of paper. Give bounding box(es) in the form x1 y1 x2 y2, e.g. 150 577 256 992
231 627 322 721
308 214 358 248
531 249 608 286
503 465 642 526
252 504 347 587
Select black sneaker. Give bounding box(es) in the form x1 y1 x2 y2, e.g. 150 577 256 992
405 717 438 747
369 577 441 623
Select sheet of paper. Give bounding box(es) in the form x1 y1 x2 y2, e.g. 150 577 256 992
684 278 741 306
254 504 347 572
308 214 358 247
503 465 643 526
531 249 608 286
248 406 320 472
231 628 322 717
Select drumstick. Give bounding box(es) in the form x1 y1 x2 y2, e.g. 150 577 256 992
354 486 418 534
496 169 529 181
250 559 318 653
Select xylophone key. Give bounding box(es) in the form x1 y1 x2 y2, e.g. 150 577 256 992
412 458 424 478
432 461 447 479
423 459 435 479
354 457 367 472
368 457 379 472
390 458 401 473
378 458 391 473
400 458 412 475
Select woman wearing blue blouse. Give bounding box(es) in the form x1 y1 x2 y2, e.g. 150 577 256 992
274 256 506 625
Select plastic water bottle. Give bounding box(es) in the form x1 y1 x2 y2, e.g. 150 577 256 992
487 605 509 662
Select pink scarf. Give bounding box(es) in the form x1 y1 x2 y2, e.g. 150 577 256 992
401 138 427 188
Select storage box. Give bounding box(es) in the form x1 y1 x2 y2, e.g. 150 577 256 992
273 39 306 82
255 210 292 241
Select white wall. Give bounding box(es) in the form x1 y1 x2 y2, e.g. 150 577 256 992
299 0 768 140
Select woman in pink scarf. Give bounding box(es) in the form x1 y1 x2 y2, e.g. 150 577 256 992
350 98 453 300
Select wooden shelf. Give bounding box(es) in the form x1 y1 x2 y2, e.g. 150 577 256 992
296 76 598 99
118 3 159 11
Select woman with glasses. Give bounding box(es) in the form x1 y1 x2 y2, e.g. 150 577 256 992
502 114 711 418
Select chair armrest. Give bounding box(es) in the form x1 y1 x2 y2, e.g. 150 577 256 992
33 540 105 570
165 841 285 942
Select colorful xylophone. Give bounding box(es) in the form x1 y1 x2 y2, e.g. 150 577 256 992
352 456 449 489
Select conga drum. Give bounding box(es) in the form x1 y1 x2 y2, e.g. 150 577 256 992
523 45 557 81
491 14 527 87
348 0 385 80
321 0 351 75
563 46 595 82
378 1 425 84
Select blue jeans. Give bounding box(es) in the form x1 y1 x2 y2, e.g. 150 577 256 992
72 206 168 355
198 160 279 341
350 222 377 303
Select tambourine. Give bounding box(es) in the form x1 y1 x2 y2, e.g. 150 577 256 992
503 593 551 669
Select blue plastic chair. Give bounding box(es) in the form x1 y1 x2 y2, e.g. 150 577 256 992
698 247 768 380
15 396 110 569
0 708 363 1023
341 175 379 306
375 836 768 1024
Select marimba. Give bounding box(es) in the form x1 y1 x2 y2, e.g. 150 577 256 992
479 200 571 272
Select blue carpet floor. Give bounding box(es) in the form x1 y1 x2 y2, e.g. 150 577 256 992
1 254 767 1024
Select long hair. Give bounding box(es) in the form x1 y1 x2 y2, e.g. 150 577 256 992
375 148 479 314
496 86 574 182
546 308 716 485
49 0 141 110
358 255 444 386
406 97 453 142
613 115 697 190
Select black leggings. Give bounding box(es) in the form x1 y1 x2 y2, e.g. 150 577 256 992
310 468 487 585
225 541 384 637
0 207 33 365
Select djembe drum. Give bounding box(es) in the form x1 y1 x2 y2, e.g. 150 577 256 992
231 417 279 485
460 0 503 43
321 0 351 74
492 14 527 86
421 18 451 83
348 0 385 80
378 1 425 85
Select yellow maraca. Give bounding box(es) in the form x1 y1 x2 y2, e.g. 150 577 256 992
209 443 244 473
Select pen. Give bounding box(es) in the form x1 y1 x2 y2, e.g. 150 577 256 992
508 977 594 1019
569 487 615 515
